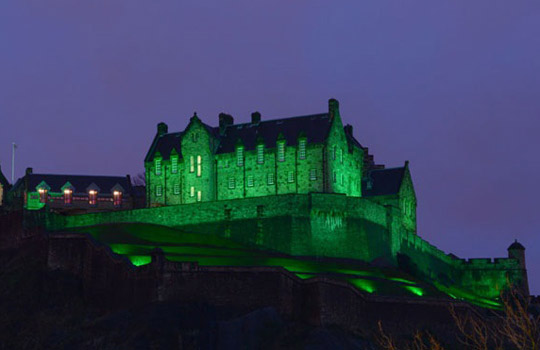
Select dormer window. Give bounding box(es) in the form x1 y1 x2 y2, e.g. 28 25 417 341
197 155 202 177
171 156 178 174
192 132 198 142
155 158 162 175
64 189 73 205
277 142 285 162
299 139 306 160
38 188 48 203
237 147 244 166
257 144 264 164
113 191 122 207
88 190 98 206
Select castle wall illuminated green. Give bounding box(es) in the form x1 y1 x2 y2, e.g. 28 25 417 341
45 98 529 300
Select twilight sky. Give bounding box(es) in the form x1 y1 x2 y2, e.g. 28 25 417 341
1 1 540 293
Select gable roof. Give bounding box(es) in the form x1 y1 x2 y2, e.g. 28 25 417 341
144 112 364 161
15 173 132 195
0 165 9 188
362 167 406 197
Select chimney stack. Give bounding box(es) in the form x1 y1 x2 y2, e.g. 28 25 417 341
328 98 340 120
157 122 168 136
219 113 234 132
251 112 261 124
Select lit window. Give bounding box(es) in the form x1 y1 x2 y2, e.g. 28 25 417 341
257 144 264 164
156 186 162 197
247 175 254 187
197 190 202 202
113 191 122 206
190 156 195 173
89 190 98 205
38 188 48 203
277 142 285 162
228 177 235 189
237 147 244 166
299 139 306 160
310 169 317 181
171 156 178 174
267 173 275 185
155 158 162 175
197 155 202 177
173 183 180 194
288 171 294 183
64 189 72 205
190 186 195 197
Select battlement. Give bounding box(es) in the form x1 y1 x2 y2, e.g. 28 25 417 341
457 257 520 269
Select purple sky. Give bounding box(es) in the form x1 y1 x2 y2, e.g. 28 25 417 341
1 1 539 293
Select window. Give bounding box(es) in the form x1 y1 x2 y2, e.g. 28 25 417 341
340 173 344 185
247 175 254 187
89 190 98 205
299 139 306 159
228 177 236 189
197 155 202 177
287 171 295 183
192 132 198 142
155 158 162 175
173 183 180 195
267 173 275 185
171 156 178 174
257 144 264 164
113 191 122 206
156 186 162 197
277 142 285 162
197 190 202 202
237 147 244 166
64 189 72 205
190 156 195 173
310 169 317 181
333 172 337 183
339 148 343 164
38 188 48 203
190 186 195 197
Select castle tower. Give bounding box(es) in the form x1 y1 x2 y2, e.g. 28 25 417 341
508 240 529 296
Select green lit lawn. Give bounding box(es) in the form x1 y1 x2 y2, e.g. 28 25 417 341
60 223 501 309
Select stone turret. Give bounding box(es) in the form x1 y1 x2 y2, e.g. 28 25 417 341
508 239 529 296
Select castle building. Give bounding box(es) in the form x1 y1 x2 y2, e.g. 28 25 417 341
10 168 134 214
144 100 418 225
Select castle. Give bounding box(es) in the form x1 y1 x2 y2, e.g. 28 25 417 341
38 99 528 302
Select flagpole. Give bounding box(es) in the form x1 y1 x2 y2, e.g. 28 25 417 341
11 142 16 184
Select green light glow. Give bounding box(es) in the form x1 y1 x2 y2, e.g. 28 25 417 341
349 278 376 293
129 255 152 266
405 285 424 296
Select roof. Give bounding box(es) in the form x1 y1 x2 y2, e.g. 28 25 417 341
0 165 9 188
15 173 132 194
508 240 525 251
146 112 366 161
217 113 331 153
362 167 406 197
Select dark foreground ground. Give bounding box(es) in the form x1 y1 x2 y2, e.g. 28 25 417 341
0 242 379 350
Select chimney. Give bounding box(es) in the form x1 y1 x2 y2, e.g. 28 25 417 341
26 167 33 175
344 124 353 136
251 111 261 124
219 113 234 131
329 98 340 120
157 122 168 136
